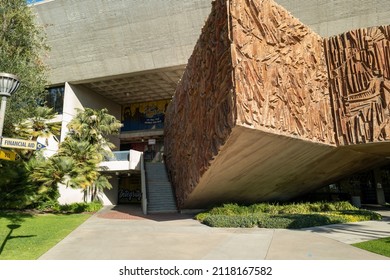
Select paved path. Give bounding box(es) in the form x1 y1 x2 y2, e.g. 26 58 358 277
39 205 390 260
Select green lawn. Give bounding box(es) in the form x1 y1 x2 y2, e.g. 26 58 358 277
0 211 91 260
353 237 390 258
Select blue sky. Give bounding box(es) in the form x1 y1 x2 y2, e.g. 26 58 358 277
27 0 45 4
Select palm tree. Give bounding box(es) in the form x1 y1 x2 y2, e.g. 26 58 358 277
27 154 74 190
13 106 61 160
22 154 74 209
22 107 121 204
58 138 101 189
86 174 112 203
58 108 121 201
67 108 121 147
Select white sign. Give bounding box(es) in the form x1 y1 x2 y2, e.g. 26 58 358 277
1 137 37 150
148 139 156 145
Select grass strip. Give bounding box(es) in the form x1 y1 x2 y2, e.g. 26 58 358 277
0 211 91 260
352 237 390 258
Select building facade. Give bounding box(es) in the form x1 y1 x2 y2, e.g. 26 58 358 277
31 0 390 210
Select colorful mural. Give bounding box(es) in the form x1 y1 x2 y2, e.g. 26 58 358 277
122 99 170 131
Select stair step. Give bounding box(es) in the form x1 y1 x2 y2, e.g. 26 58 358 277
145 179 169 183
148 196 175 200
147 186 174 190
147 190 175 194
145 161 177 213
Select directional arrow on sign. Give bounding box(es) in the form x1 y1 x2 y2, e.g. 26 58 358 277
36 142 47 150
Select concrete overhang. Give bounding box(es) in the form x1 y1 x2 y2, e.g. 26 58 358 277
32 0 212 85
164 0 390 209
32 0 390 106
182 126 390 209
79 66 185 105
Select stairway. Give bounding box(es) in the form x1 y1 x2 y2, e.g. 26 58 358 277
145 162 177 213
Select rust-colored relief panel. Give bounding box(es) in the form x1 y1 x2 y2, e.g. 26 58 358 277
164 0 390 208
230 0 334 144
164 0 235 207
325 26 390 145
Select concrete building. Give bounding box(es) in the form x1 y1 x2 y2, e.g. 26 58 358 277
31 0 390 211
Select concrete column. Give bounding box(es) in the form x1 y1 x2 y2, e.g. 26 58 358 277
374 168 386 205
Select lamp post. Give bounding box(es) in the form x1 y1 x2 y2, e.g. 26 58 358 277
0 73 20 138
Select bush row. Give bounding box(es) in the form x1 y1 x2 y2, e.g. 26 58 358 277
203 201 358 217
37 201 103 213
196 202 382 229
201 211 381 229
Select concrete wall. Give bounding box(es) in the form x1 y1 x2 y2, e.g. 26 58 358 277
102 176 119 205
57 183 84 205
61 83 121 148
32 0 213 84
277 0 390 37
32 0 390 85
58 177 119 205
57 83 121 205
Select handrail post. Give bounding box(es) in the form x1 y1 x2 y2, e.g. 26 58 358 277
141 153 147 215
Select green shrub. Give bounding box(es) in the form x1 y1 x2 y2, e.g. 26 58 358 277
85 201 104 212
59 202 103 213
337 210 381 221
255 214 341 229
207 203 250 216
247 203 279 214
36 200 60 212
258 215 294 228
278 203 312 214
331 201 358 211
195 201 380 229
202 214 260 228
0 160 59 210
195 212 209 222
284 214 344 229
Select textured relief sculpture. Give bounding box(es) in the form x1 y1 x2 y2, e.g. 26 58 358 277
164 0 390 209
164 0 235 207
231 0 334 143
325 26 390 145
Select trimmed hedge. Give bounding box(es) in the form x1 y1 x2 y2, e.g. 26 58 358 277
202 215 260 228
195 202 382 229
37 201 103 213
58 202 103 213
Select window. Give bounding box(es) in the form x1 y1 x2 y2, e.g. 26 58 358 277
45 86 65 114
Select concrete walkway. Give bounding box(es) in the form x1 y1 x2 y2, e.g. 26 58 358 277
39 205 390 260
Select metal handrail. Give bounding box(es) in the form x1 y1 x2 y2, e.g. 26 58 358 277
140 153 147 215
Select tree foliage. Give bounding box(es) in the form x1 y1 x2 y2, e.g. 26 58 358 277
63 108 122 201
28 108 122 202
0 106 61 209
0 0 54 209
0 0 49 136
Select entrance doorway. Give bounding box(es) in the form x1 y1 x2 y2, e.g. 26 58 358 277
117 173 142 205
121 139 165 162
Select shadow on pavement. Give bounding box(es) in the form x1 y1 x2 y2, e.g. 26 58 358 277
97 204 195 222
